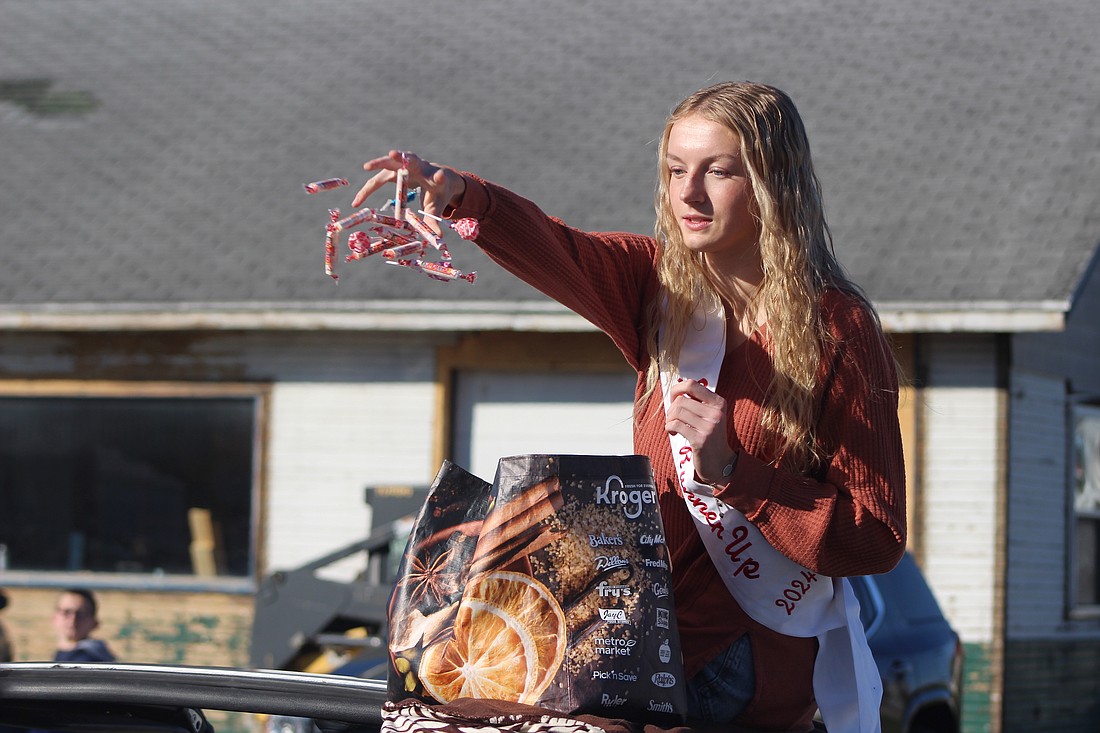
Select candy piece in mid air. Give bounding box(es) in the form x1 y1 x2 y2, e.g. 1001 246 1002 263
420 210 480 241
333 207 414 234
382 241 428 259
324 230 338 281
347 230 394 260
451 218 480 240
390 258 477 284
393 163 409 220
324 208 341 281
368 225 418 246
403 210 452 260
347 230 370 251
304 177 349 194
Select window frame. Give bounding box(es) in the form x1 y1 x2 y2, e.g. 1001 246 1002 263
1068 401 1100 619
0 379 267 593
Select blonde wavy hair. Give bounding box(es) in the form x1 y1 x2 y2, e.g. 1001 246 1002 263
645 81 862 472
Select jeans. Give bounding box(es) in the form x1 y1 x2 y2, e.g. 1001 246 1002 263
685 634 755 723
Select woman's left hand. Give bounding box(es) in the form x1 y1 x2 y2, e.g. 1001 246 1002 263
665 378 736 485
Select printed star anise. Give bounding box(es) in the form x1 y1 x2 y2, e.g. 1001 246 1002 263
400 544 460 609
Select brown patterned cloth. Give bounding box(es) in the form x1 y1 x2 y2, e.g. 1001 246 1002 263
381 699 808 733
382 699 608 733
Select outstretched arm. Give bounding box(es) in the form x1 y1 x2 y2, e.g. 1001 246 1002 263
353 151 661 371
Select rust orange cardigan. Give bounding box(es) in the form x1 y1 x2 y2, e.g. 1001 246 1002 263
448 175 906 732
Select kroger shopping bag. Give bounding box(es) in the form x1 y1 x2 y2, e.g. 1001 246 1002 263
387 455 687 725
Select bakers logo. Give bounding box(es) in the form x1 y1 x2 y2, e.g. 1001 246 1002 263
596 475 657 519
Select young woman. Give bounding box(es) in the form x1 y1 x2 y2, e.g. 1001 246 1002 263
354 81 906 733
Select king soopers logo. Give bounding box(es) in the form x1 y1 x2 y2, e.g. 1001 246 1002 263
596 475 657 519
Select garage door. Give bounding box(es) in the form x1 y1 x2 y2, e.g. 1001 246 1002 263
452 369 637 481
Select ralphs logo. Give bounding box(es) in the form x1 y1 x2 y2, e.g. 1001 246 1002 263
651 672 678 688
596 475 657 520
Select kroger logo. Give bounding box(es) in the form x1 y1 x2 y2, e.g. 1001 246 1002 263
596 475 657 520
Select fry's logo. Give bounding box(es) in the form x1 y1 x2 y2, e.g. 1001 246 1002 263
596 475 657 519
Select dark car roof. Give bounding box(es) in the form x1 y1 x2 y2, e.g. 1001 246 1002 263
0 663 387 730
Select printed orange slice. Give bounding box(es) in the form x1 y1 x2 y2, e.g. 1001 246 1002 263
420 598 537 702
466 570 566 697
419 571 566 704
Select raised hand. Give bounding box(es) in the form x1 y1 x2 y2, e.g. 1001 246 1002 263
665 378 736 485
353 150 467 232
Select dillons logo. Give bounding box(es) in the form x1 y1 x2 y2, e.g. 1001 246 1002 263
596 475 657 519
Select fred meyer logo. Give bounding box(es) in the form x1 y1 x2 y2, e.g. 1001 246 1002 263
597 475 657 519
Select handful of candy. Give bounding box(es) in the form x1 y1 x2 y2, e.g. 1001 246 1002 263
303 160 480 284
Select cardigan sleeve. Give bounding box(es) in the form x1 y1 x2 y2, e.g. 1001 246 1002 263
715 291 908 577
448 174 659 371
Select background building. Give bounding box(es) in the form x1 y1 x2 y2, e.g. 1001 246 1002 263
1 1 1099 731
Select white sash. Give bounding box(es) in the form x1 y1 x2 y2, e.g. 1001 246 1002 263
660 301 881 733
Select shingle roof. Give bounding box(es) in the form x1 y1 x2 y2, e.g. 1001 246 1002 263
1 0 1097 330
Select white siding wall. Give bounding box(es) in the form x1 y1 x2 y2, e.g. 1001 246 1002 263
921 334 1001 643
453 370 637 481
176 331 444 579
265 380 436 578
1005 369 1067 636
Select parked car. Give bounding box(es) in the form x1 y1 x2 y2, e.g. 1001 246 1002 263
850 553 964 733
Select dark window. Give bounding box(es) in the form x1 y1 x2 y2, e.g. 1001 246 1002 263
1072 405 1100 608
0 394 257 577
